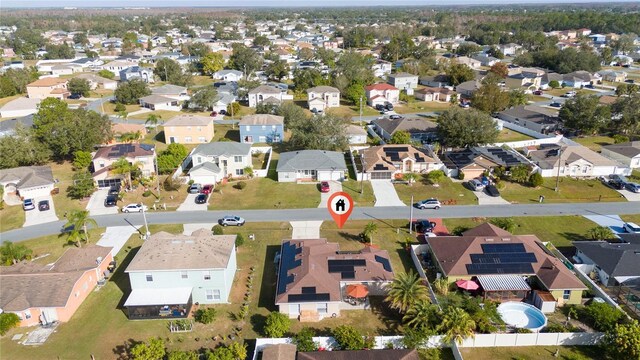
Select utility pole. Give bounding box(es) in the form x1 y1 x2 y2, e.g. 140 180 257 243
555 147 564 192
100 94 105 114
359 154 366 194
141 204 151 239
409 195 414 234
359 96 363 123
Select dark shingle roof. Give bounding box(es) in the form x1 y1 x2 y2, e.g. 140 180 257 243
575 241 640 277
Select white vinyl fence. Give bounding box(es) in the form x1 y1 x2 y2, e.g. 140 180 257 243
250 146 272 178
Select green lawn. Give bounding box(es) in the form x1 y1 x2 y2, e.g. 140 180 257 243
526 94 548 103
208 177 320 210
101 102 139 115
0 203 25 232
212 123 240 142
341 179 376 207
394 176 477 206
325 102 379 119
459 346 601 360
621 214 640 225
129 109 182 120
499 177 624 204
394 101 452 114
496 129 535 142
573 135 615 152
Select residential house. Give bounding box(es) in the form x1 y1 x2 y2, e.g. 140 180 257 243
372 59 392 78
562 71 595 88
425 223 587 306
0 245 113 326
139 94 181 111
0 166 55 200
418 74 449 88
119 66 155 83
188 142 252 183
455 56 481 69
0 97 40 118
124 230 237 319
496 105 560 134
110 123 146 144
455 80 481 98
540 72 564 90
91 143 156 188
472 55 500 67
276 150 347 182
75 73 117 90
100 60 132 77
443 146 531 179
371 117 438 143
306 86 340 112
498 43 522 57
414 87 455 102
346 125 367 144
600 142 640 169
359 145 443 180
51 64 80 77
387 72 419 91
574 241 640 287
238 114 284 144
26 78 69 99
248 85 292 108
298 349 420 360
505 73 542 91
259 344 297 360
213 69 243 82
151 84 190 102
275 239 394 320
597 70 627 83
528 144 629 178
163 115 214 144
364 83 400 107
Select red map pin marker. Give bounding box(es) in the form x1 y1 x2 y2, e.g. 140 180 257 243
327 192 354 229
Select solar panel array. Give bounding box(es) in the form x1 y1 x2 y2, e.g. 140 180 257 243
384 147 408 162
107 144 136 158
375 255 392 272
466 243 537 275
288 292 331 302
487 148 522 167
328 259 366 280
276 242 302 295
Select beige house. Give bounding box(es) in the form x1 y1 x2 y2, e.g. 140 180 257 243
505 73 542 90
91 144 156 188
528 145 629 178
455 56 481 69
139 94 181 111
248 85 293 108
75 73 118 90
306 86 340 112
26 78 69 99
163 114 214 144
415 87 455 102
359 145 443 180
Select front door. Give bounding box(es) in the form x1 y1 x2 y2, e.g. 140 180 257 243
40 308 58 324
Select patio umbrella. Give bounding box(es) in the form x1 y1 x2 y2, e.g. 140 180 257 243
345 284 369 298
455 279 479 291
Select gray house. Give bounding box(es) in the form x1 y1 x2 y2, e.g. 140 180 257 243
371 117 438 143
387 72 419 91
574 241 640 287
189 142 253 183
124 229 237 319
119 66 155 83
277 150 347 182
496 105 560 134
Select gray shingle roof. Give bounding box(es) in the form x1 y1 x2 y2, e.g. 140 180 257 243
192 141 251 157
575 241 640 277
151 84 187 95
188 162 222 175
602 141 640 158
277 150 347 172
0 166 55 190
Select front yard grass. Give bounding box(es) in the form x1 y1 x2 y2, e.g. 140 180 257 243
459 346 601 360
208 177 320 210
341 179 376 207
129 109 181 121
212 123 240 142
0 204 25 232
573 135 615 152
101 101 139 115
393 101 451 114
496 129 535 142
499 177 625 204
325 102 379 118
621 214 640 225
394 176 478 206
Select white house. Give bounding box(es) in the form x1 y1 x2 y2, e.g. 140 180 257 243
188 142 253 183
124 229 237 319
387 72 419 91
276 150 347 182
346 125 367 144
528 145 630 177
306 86 340 112
247 85 293 108
0 166 56 200
213 69 243 82
364 83 400 107
139 95 181 111
150 84 190 102
601 142 640 169
372 59 392 78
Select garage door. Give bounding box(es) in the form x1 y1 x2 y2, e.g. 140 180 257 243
370 172 392 180
97 178 122 188
462 169 484 180
317 171 331 181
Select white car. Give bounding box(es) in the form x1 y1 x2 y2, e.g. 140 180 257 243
121 204 149 213
623 222 640 233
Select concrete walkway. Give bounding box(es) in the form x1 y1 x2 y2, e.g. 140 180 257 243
616 189 640 201
290 221 323 239
583 214 626 234
371 181 406 207
318 181 343 208
475 189 511 205
97 226 138 256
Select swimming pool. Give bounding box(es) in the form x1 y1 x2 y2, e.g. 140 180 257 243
498 302 548 332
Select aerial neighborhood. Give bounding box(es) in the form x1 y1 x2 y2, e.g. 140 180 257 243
0 3 640 360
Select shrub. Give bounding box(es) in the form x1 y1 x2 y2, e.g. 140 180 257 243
194 307 217 324
457 171 465 180
114 102 126 112
549 80 560 89
425 170 445 184
585 301 624 332
451 226 470 236
263 312 291 337
234 181 247 190
489 217 517 233
142 190 152 197
293 327 318 352
0 313 20 335
515 328 532 333
163 176 182 191
529 172 543 187
235 233 245 247
212 225 224 235
542 323 568 333
613 134 629 144
332 325 374 350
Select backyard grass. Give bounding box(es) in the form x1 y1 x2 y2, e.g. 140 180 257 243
325 102 379 119
224 104 255 119
526 94 548 103
393 101 451 114
190 75 214 87
499 177 624 204
88 89 114 98
208 177 320 210
459 345 601 360
0 204 26 232
573 135 615 152
129 109 181 120
496 129 535 142
101 101 139 115
212 123 240 142
394 176 478 206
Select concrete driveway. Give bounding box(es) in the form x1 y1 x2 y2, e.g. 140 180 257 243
290 221 323 239
371 181 406 207
97 226 138 256
86 189 119 216
475 189 511 205
583 214 626 233
617 189 640 201
318 181 343 208
23 195 59 227
177 194 209 212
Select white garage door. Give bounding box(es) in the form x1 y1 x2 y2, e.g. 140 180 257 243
190 175 219 185
317 171 331 181
19 186 53 199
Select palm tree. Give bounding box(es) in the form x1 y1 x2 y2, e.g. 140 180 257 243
432 278 450 296
403 172 419 186
145 114 160 134
0 242 33 265
362 222 378 244
118 110 129 122
111 157 141 189
120 131 142 143
438 307 476 345
403 298 436 331
64 210 98 247
588 226 614 241
385 271 429 313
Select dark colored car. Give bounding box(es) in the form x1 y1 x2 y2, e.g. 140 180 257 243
533 90 543 95
414 219 436 233
108 185 121 196
105 195 118 207
549 102 562 108
195 194 208 204
485 184 501 197
201 184 214 194
68 93 82 99
60 224 75 233
375 104 385 111
38 200 50 211
625 182 640 193
219 110 227 115
608 179 626 190
385 102 394 111
319 181 330 193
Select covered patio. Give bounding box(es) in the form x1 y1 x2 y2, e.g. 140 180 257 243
124 287 193 320
478 275 531 302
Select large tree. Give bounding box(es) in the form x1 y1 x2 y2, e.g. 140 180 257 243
333 51 374 90
403 299 437 331
445 61 475 86
471 79 510 114
115 79 151 105
381 34 416 62
111 157 142 189
44 43 75 59
292 68 327 93
154 58 191 86
437 107 499 148
68 78 91 97
559 93 611 135
604 320 640 360
63 210 98 247
438 307 476 345
611 93 640 135
229 44 264 78
265 59 290 81
0 242 33 265
288 114 349 151
189 86 218 111
201 52 225 76
385 271 429 313
0 67 39 97
0 125 51 169
488 62 508 78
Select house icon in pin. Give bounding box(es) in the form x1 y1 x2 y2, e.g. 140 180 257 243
335 198 345 212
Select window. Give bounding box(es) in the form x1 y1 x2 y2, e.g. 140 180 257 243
213 289 221 300
197 126 202 131
24 310 31 319
181 271 188 279
206 289 214 300
244 136 253 143
563 290 571 300
245 125 251 131
317 303 328 314
272 125 276 130
234 156 243 163
235 169 244 176
185 136 192 143
582 167 588 174
261 125 266 130
146 274 153 282
203 271 211 281
99 161 105 168
198 137 206 142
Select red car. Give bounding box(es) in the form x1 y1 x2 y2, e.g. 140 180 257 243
533 90 543 95
201 184 214 194
319 181 330 193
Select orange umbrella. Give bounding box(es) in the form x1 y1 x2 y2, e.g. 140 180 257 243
345 284 369 298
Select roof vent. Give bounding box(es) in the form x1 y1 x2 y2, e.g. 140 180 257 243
485 238 494 242
502 238 511 242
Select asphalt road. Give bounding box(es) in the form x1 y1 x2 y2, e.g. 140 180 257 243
2 201 639 243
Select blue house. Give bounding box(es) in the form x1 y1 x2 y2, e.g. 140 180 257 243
238 114 284 144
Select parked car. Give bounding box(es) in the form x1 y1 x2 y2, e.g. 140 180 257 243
375 104 385 111
195 194 208 204
218 215 245 226
625 182 640 193
188 183 202 194
533 90 543 95
485 185 501 197
584 84 594 89
385 102 394 111
389 114 402 120
608 179 626 190
23 198 35 211
414 198 441 210
68 93 82 99
38 200 50 211
219 110 227 115
105 195 118 207
60 224 75 233
210 111 218 117
108 185 121 196
467 179 484 191
480 176 490 186
562 91 576 98
623 222 640 233
121 203 148 213
201 184 214 194
549 102 562 108
414 219 436 233
609 174 628 184
625 79 635 84
319 181 330 193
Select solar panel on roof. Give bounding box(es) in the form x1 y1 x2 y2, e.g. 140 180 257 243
277 242 302 295
466 263 534 275
301 287 316 294
470 253 537 264
481 243 526 253
375 255 392 272
288 293 331 302
341 271 356 279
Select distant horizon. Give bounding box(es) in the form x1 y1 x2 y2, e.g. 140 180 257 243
2 0 639 8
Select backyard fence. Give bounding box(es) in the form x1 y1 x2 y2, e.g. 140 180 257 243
250 146 272 178
497 120 557 140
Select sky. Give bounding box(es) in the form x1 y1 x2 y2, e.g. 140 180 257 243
2 0 638 7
